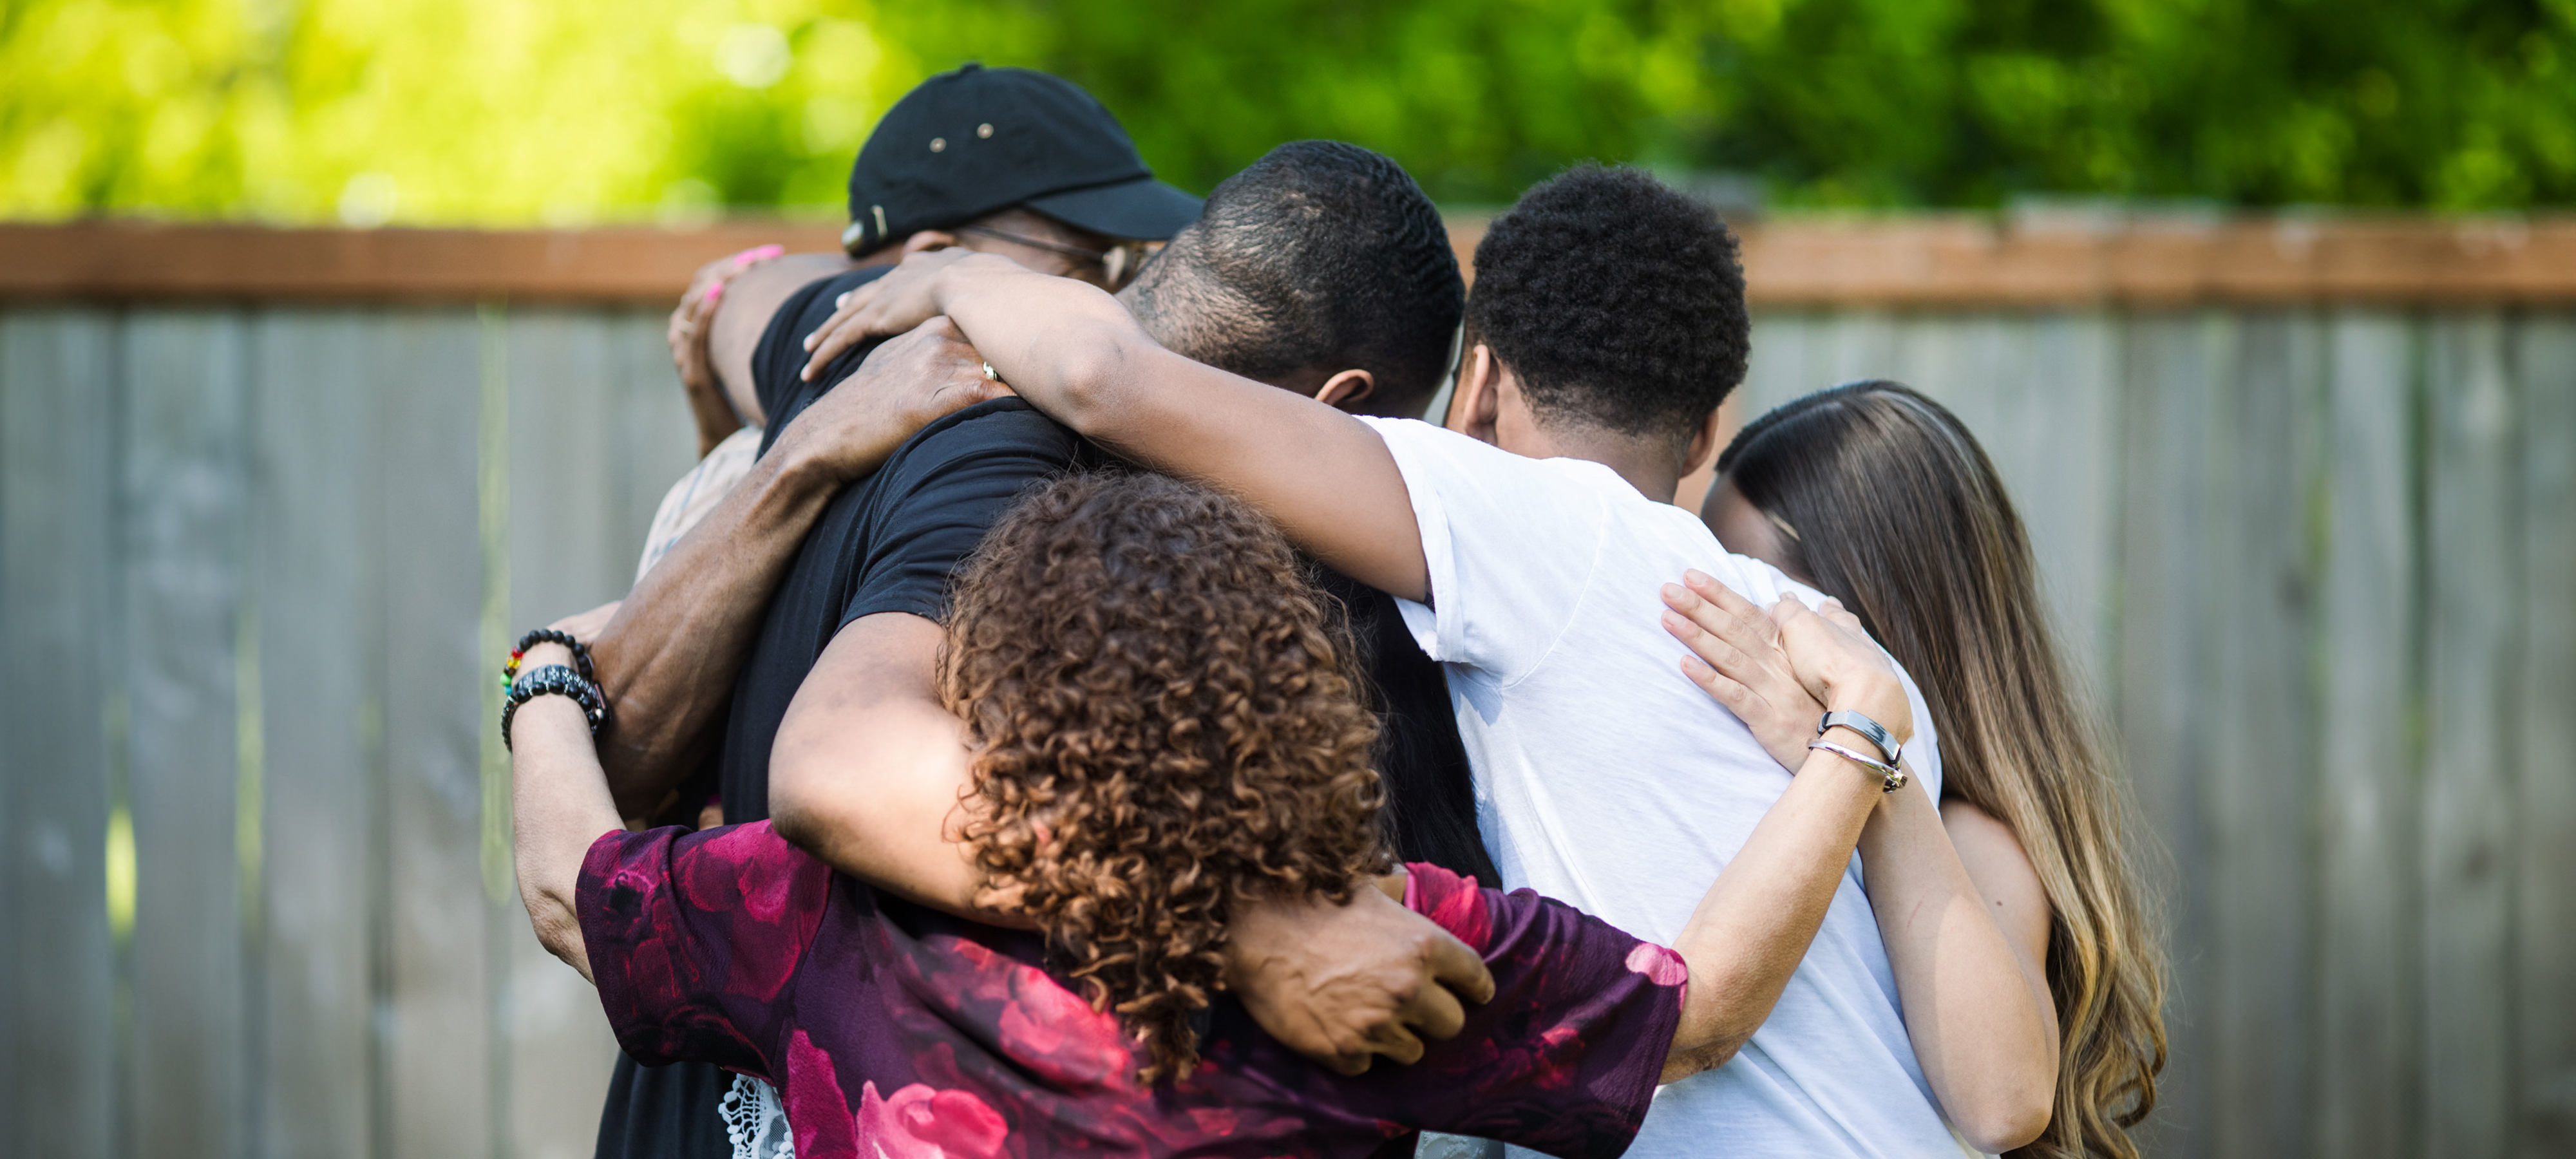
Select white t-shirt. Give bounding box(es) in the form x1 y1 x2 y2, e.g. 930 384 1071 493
1358 417 1973 1159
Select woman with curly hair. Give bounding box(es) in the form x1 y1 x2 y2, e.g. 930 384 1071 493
1670 381 2168 1158
509 468 1921 1158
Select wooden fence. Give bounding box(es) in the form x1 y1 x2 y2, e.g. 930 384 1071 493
4 218 2574 1159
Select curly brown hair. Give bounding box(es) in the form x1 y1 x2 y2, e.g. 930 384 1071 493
940 470 1392 1083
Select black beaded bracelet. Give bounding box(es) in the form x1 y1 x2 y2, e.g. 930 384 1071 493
502 664 607 751
500 627 594 693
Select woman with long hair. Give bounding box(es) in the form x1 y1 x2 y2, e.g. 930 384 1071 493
510 469 1922 1158
1664 380 2168 1158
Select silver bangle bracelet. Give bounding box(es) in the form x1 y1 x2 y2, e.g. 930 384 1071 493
1808 739 1909 793
1816 709 1902 766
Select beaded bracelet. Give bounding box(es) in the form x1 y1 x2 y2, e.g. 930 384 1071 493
500 627 594 693
502 664 607 751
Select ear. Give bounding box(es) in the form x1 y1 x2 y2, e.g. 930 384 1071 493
900 230 958 256
1449 344 1503 443
1315 368 1376 410
1679 404 1725 478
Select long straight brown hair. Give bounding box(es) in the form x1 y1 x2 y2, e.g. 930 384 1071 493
1716 381 2167 1159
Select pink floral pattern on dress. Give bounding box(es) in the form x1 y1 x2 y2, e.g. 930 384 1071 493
580 823 1685 1159
858 1080 1010 1159
1624 942 1689 988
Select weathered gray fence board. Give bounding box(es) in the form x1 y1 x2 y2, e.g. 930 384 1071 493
2003 313 2123 686
1738 311 2122 688
2115 313 2222 1157
2204 312 2322 1159
1 309 119 1159
120 310 252 1159
2316 312 2423 1159
501 309 628 1159
2515 317 2576 1158
377 311 497 1159
2423 315 2521 1158
249 310 384 1159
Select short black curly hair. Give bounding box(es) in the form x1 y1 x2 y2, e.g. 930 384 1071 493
1126 140 1464 417
1466 165 1748 448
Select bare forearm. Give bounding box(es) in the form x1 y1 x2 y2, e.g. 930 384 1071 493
1660 747 1884 1081
589 450 840 816
927 256 1432 599
1859 785 2058 1150
511 686 624 983
929 256 1142 428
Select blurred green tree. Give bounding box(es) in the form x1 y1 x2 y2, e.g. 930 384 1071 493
4 0 2571 223
0 0 920 223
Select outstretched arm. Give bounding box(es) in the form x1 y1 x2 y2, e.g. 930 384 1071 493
1661 572 2058 1150
588 320 1005 819
829 250 1434 600
1649 595 1919 1082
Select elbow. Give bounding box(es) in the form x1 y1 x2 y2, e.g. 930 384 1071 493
1659 1032 1746 1084
766 735 843 858
1948 1087 2055 1154
521 881 593 981
1662 963 1764 1081
767 757 823 853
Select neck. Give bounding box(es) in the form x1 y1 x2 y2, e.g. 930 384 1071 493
1523 422 1683 503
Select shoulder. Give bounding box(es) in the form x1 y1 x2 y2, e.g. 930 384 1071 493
869 399 1082 497
760 266 893 357
752 265 898 410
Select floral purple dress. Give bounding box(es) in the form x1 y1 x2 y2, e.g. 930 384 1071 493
579 823 1687 1159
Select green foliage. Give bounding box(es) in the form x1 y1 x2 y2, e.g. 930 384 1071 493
0 0 920 223
5 0 2573 223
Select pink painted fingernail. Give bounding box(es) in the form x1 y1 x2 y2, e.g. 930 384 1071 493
703 281 724 305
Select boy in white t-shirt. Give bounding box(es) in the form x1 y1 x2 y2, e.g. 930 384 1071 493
809 165 2059 1156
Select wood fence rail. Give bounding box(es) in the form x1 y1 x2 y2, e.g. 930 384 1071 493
2 220 2571 1159
10 215 2576 305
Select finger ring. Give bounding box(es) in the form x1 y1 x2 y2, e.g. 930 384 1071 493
982 362 999 382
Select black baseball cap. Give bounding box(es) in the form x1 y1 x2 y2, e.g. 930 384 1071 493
840 64 1203 255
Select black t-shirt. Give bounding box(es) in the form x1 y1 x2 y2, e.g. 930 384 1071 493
750 265 895 460
596 268 1496 1159
719 395 1088 820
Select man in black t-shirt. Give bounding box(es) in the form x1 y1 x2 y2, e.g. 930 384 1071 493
583 142 1493 1159
585 65 1208 1159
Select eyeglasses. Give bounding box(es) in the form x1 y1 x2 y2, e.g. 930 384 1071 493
954 225 1151 290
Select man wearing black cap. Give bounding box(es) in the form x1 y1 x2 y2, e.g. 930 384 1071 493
634 63 1202 583
582 76 1491 1157
589 64 1214 1159
668 62 1201 453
